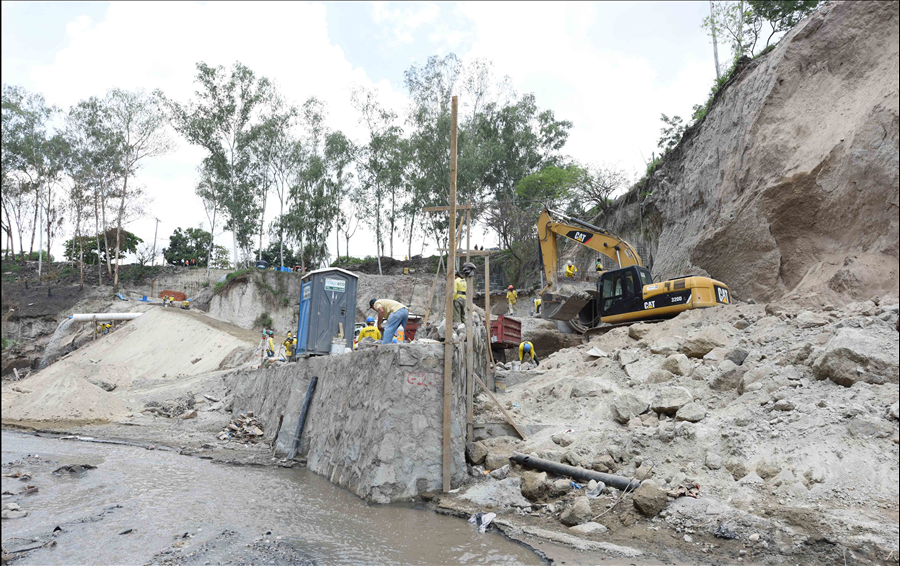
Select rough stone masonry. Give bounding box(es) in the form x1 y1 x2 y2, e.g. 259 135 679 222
230 341 477 503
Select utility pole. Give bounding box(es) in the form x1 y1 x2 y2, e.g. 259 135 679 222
151 217 160 267
710 1 721 80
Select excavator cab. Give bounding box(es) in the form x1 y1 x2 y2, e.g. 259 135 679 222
599 266 654 318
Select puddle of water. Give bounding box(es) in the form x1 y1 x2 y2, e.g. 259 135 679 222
1 431 542 565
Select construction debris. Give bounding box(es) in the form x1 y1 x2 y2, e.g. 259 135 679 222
217 412 264 442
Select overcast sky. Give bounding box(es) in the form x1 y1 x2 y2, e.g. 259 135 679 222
2 1 724 264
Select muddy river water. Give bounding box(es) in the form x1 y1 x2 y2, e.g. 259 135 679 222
1 431 543 565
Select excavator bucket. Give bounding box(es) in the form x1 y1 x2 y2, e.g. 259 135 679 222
541 289 595 322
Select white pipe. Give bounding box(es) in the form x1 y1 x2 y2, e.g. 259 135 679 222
69 313 142 322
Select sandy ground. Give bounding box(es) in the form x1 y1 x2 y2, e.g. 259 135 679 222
1 308 257 425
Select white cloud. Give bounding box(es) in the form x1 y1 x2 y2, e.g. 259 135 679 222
12 1 408 261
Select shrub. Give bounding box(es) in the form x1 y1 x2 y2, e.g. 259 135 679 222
253 312 274 329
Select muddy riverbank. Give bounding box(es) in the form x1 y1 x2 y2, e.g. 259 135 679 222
0 430 544 565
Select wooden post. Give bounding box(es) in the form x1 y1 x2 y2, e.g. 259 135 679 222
465 272 474 442
484 254 492 391
442 96 458 493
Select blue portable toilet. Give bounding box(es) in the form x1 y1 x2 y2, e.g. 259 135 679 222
296 268 359 356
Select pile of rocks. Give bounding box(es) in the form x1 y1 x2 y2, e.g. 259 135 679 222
217 412 264 442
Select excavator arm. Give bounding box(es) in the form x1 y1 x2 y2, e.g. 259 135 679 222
537 208 642 292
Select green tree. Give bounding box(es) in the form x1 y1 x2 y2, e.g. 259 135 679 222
749 0 821 48
162 227 213 266
106 88 172 289
166 61 272 269
658 114 686 152
63 228 142 265
0 85 63 278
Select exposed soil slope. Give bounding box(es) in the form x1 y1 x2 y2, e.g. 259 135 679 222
594 1 899 302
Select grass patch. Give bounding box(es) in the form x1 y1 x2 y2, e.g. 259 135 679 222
213 268 252 296
253 312 274 329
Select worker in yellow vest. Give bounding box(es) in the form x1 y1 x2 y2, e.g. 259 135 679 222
355 317 381 348
533 297 542 315
453 271 466 323
506 285 517 315
266 330 275 357
518 341 540 365
283 331 297 359
565 262 577 278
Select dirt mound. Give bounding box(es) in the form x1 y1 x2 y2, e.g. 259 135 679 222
158 290 187 301
332 255 439 276
1 307 257 424
592 1 898 302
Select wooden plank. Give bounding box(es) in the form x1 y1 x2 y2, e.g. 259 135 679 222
423 204 472 212
442 96 459 493
472 373 527 440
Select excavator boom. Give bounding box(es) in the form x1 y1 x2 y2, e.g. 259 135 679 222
538 208 642 291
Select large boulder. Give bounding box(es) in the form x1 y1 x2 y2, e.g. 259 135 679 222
813 328 899 386
460 477 532 509
661 353 692 376
650 386 693 415
681 329 728 358
632 483 667 517
610 393 649 424
675 402 706 422
560 496 593 526
708 359 745 391
520 471 549 501
650 337 681 355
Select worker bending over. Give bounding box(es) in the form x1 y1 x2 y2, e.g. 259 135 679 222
506 285 517 315
453 271 466 323
370 298 408 345
533 297 542 315
565 262 577 278
356 316 381 348
518 341 540 365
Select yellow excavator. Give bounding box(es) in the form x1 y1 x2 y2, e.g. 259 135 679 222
537 208 731 333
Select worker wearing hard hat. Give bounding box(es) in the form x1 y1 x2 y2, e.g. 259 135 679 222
506 285 518 315
453 271 466 323
266 330 275 357
595 258 604 279
519 341 539 365
370 298 408 345
565 262 577 278
533 297 542 315
283 331 297 360
356 316 381 348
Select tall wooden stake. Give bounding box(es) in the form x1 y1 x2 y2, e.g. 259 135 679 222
465 272 474 442
442 96 458 493
484 254 492 391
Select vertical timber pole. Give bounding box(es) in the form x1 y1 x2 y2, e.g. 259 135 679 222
465 206 474 442
442 96 459 493
484 254 492 391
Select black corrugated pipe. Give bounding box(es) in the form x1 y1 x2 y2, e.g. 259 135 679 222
288 375 318 460
511 452 641 492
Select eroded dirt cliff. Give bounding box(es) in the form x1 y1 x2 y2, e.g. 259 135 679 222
596 1 899 303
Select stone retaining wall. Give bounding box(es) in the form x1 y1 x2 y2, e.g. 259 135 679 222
230 341 480 503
